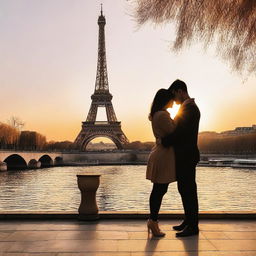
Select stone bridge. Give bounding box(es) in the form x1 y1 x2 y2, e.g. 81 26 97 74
2 150 252 172
0 151 63 171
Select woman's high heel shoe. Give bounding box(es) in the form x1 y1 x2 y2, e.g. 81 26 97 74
147 219 165 237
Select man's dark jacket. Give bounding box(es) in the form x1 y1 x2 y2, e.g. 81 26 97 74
162 99 200 168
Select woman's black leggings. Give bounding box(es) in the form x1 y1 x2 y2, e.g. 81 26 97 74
149 183 169 221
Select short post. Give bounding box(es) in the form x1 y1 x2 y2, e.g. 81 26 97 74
77 174 101 220
0 161 7 171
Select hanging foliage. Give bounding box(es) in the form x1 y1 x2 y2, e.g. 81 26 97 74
134 0 256 73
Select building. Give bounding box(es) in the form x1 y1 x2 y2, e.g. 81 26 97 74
220 125 256 136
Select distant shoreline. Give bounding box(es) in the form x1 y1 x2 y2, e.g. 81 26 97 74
1 150 256 171
62 154 256 169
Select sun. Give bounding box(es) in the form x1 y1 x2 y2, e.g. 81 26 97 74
167 102 180 119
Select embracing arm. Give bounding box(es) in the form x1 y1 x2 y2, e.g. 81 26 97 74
154 111 175 146
158 111 175 135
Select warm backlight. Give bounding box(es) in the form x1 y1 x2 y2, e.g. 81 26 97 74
168 102 180 119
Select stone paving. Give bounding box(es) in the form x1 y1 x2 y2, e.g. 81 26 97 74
0 219 255 255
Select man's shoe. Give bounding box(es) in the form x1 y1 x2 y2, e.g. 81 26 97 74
176 225 199 237
172 221 187 231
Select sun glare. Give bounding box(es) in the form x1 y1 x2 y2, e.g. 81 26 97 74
167 102 180 119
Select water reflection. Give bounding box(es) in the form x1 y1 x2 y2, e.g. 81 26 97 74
0 166 255 211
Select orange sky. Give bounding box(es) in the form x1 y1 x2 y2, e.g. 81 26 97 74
1 1 256 143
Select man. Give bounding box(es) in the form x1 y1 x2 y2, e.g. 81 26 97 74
162 79 200 237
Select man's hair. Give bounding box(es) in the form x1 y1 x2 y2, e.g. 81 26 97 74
168 79 187 92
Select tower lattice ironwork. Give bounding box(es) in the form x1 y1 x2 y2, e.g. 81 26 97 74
74 6 129 150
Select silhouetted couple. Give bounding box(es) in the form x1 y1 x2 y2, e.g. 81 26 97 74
146 79 200 237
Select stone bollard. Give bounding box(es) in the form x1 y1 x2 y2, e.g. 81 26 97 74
77 174 101 220
0 161 7 171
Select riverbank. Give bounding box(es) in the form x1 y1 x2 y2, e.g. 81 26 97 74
61 151 256 168
1 149 256 170
0 211 255 220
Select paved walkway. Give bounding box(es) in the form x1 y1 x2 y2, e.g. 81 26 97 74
0 219 256 255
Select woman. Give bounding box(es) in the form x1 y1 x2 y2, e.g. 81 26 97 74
146 88 176 237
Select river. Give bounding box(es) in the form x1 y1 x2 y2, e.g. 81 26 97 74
0 165 255 212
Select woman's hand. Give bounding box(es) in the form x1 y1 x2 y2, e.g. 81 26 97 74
156 138 161 145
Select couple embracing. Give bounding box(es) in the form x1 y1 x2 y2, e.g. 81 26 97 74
146 79 200 237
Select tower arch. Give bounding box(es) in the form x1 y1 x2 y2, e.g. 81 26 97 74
81 134 122 150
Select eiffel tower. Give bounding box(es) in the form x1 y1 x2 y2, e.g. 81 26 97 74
75 6 129 150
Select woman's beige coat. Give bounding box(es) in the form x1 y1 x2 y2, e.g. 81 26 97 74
146 110 176 183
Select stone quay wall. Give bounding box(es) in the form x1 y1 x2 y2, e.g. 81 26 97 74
61 151 256 166
62 151 149 165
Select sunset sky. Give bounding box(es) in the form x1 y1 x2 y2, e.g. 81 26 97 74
1 0 256 143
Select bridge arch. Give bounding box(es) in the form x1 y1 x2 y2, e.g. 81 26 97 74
28 159 41 169
38 155 53 168
4 154 27 170
81 134 122 150
54 156 63 166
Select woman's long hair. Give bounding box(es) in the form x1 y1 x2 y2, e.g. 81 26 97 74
149 89 173 120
